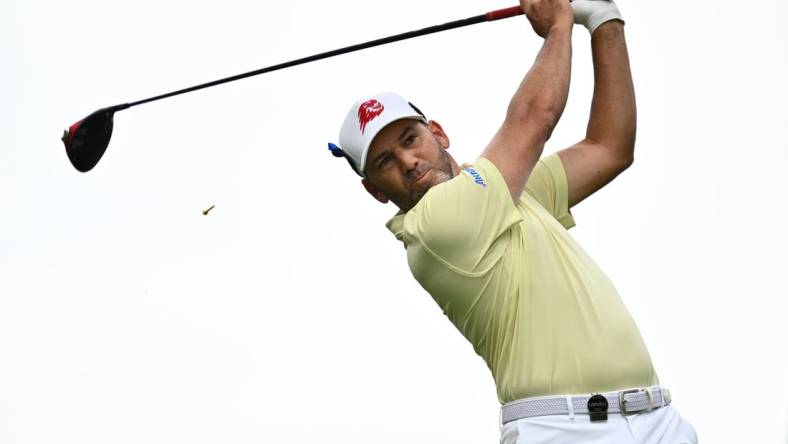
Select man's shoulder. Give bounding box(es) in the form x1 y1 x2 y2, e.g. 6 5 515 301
391 157 522 271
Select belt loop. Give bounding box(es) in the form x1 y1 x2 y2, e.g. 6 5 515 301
565 396 575 420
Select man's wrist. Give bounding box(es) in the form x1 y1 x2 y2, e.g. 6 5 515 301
547 21 573 38
591 20 625 40
593 19 625 33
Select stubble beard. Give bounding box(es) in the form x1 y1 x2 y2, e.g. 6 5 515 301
392 149 455 212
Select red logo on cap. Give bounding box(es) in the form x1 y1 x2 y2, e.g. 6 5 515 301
358 99 384 135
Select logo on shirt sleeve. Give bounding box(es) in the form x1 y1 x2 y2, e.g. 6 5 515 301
462 166 487 188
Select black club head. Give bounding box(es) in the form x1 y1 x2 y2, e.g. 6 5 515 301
62 103 129 172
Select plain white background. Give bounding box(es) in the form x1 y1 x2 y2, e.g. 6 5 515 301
2 0 787 442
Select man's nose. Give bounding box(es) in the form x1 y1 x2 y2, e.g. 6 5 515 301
396 149 419 173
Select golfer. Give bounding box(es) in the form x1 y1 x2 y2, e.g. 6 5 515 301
331 0 697 442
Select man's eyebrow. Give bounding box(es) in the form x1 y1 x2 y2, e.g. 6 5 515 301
397 123 416 143
370 148 389 167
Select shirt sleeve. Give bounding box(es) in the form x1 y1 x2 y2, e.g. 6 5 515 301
523 153 576 229
403 157 522 274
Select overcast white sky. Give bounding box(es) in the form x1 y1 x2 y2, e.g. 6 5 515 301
2 0 787 443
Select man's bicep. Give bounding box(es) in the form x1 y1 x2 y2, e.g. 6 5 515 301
557 140 633 208
523 153 574 229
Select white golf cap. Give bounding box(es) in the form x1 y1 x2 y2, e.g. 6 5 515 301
335 92 427 176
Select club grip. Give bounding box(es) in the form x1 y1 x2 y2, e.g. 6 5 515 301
485 6 523 22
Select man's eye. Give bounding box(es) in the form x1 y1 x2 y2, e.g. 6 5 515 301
378 156 390 168
404 135 416 146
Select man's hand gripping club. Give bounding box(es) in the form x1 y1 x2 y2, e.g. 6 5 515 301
521 0 575 38
570 0 624 34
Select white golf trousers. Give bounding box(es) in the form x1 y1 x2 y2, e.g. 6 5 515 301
500 405 698 444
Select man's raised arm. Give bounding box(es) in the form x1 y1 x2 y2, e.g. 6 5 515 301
558 1 636 208
481 0 574 201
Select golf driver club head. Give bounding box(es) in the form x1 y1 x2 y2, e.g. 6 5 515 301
62 103 129 172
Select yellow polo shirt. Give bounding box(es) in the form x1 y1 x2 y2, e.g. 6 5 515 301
386 154 658 404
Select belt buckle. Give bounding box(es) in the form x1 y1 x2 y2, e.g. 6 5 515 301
618 388 649 415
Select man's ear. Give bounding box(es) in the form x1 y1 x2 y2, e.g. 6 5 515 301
427 120 450 150
362 178 389 204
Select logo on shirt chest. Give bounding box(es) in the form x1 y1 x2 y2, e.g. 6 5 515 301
462 166 487 188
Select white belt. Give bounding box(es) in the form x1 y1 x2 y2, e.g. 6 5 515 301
501 385 671 424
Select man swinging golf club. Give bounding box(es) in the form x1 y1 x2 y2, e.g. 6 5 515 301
330 0 697 442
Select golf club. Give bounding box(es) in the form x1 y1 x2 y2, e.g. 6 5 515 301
62 5 524 172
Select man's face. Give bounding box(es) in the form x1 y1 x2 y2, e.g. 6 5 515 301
362 119 457 212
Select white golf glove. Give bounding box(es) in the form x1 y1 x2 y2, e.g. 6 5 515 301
571 0 624 34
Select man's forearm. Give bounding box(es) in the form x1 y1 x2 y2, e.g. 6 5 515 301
585 21 636 162
483 23 572 199
507 24 573 141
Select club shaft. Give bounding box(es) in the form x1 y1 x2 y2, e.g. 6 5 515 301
127 6 523 108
